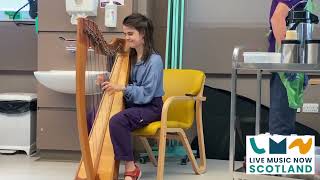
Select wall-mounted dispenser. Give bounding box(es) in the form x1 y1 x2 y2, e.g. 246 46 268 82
105 0 117 27
66 0 99 25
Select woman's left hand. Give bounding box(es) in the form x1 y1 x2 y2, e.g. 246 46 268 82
101 81 125 94
270 2 290 45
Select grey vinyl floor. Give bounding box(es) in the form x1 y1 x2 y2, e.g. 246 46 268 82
0 151 241 180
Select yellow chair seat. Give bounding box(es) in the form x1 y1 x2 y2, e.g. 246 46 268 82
133 120 191 136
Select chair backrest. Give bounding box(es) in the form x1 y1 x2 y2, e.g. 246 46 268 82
163 69 205 129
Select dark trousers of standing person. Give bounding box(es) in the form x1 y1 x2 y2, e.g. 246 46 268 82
269 73 296 135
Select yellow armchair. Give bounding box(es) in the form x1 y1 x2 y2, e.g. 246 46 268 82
133 69 207 180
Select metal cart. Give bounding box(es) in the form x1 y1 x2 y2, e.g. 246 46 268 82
229 47 320 180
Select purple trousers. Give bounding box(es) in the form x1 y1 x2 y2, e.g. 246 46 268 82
109 97 163 161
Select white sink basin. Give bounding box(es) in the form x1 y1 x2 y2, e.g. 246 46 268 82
34 70 110 94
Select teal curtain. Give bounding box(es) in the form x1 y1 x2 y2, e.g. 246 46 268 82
35 16 38 33
165 0 185 69
163 0 190 158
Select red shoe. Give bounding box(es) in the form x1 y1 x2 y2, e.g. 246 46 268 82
124 164 142 180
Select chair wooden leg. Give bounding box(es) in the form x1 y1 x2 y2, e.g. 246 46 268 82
196 130 207 174
139 137 158 167
195 99 207 174
113 160 120 180
177 129 206 174
156 130 167 180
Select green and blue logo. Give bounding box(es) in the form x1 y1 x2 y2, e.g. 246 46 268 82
246 135 315 174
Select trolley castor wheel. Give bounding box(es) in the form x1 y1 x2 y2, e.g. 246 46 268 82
180 155 189 165
139 157 148 164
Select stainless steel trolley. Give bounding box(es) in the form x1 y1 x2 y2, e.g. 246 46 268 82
229 47 320 180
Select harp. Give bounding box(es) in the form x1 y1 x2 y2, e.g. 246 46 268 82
75 18 130 180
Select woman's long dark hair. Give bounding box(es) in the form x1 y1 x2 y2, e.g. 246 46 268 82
123 13 155 64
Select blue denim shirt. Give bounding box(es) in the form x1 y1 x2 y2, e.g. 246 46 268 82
124 53 164 104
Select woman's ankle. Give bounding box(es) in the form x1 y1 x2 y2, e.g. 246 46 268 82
125 161 136 172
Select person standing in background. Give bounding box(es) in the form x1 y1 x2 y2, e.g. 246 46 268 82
268 0 305 135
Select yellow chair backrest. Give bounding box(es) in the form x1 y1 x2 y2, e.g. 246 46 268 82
163 69 205 129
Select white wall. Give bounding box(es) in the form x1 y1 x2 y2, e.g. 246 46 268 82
186 0 272 27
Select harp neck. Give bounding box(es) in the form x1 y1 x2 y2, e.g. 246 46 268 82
79 18 127 55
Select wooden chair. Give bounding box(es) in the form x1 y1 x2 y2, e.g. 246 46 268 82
133 69 207 180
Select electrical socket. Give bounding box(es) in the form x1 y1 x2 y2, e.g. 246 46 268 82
302 103 319 113
297 107 301 113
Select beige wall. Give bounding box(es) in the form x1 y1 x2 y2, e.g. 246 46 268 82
0 22 37 93
148 0 168 58
0 73 37 93
184 0 320 133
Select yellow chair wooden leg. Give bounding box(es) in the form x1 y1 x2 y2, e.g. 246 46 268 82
156 130 167 180
139 137 158 167
195 95 207 174
176 129 205 175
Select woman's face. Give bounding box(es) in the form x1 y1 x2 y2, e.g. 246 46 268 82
123 25 144 49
